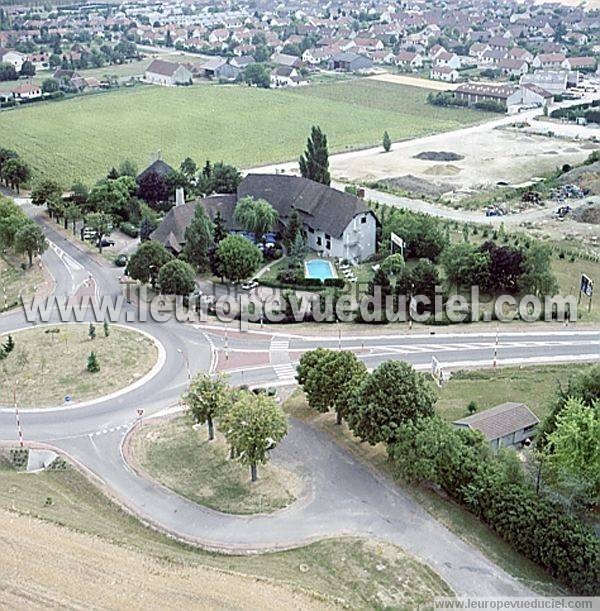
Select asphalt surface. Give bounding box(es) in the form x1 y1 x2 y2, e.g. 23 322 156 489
1 196 598 597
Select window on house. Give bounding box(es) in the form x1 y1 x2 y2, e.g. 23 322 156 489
326 240 331 250
361 216 367 224
316 236 322 246
325 233 330 240
308 227 314 234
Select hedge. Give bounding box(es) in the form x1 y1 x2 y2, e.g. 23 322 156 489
120 222 139 238
390 417 600 595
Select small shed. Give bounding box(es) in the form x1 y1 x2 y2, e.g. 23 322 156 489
453 402 539 449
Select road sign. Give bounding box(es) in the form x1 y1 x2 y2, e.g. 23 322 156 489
390 232 405 257
580 274 594 298
137 408 144 417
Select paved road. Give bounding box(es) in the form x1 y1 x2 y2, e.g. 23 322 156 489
1 198 598 597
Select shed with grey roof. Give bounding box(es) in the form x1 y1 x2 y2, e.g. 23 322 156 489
453 402 539 449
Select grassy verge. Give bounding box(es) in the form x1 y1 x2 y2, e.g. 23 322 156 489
284 390 564 596
436 364 592 423
0 452 453 608
130 415 301 514
0 253 45 312
0 323 157 407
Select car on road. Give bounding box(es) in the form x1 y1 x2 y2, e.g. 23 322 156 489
241 279 259 291
115 254 128 267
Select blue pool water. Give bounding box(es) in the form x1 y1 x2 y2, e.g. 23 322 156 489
305 259 335 281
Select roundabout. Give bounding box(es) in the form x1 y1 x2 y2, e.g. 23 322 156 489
0 199 598 598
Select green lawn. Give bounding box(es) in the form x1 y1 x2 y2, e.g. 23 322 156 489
436 364 593 423
0 453 453 608
0 79 490 185
130 415 301 514
0 253 44 312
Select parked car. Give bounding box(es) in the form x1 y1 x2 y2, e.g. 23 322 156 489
99 237 115 247
241 279 259 291
115 254 128 267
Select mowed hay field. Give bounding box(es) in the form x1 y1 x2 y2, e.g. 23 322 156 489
0 79 491 184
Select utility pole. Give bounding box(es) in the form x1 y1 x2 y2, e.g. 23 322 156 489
14 383 23 448
493 324 499 370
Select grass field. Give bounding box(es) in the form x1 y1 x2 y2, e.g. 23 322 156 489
0 454 452 608
0 323 157 407
0 253 45 312
0 79 490 185
130 415 301 514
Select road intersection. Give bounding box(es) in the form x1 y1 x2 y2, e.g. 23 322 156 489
0 199 598 597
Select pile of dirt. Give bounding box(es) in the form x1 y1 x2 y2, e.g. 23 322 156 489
414 151 464 161
559 160 600 196
423 164 461 177
573 203 600 225
379 174 455 198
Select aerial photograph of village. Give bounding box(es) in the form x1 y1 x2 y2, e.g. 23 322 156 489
0 0 599 607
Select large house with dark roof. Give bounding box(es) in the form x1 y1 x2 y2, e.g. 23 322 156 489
151 174 378 262
144 59 193 86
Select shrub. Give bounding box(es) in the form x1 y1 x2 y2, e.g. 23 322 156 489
120 222 139 238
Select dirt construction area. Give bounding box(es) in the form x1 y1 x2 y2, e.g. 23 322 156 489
331 126 596 198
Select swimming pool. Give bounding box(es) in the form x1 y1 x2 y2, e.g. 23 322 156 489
305 259 336 281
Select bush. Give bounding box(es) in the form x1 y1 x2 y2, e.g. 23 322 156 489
120 222 139 238
324 278 345 288
474 99 506 113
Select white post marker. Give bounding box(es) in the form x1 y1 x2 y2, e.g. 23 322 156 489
493 324 499 369
137 408 144 427
14 384 23 448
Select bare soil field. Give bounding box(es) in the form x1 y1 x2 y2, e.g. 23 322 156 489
368 73 460 91
332 127 594 198
0 509 333 610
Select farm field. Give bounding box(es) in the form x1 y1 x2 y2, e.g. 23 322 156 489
0 79 491 185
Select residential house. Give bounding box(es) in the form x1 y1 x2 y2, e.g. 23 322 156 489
469 42 491 59
145 59 192 86
395 51 423 70
453 402 539 449
0 48 25 72
11 82 42 100
230 55 255 70
151 174 378 263
434 51 461 70
271 52 302 69
430 65 459 82
562 56 596 72
519 83 553 107
498 58 529 77
479 49 508 67
532 53 566 69
371 50 396 65
328 52 373 72
201 57 228 78
270 65 307 87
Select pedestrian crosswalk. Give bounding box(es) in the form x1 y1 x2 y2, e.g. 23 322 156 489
272 363 297 381
270 339 290 352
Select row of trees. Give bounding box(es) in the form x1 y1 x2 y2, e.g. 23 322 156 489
0 196 47 267
296 350 600 594
0 148 31 193
0 59 35 82
183 373 287 481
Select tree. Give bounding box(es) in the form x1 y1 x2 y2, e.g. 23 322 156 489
127 240 173 286
233 196 278 242
31 179 63 208
289 231 307 263
213 210 227 244
0 148 18 176
243 62 270 88
383 211 446 261
85 212 112 253
347 360 437 445
380 253 405 276
137 171 170 208
518 242 558 296
216 235 263 283
441 243 491 289
158 259 196 296
222 392 287 481
87 176 136 219
211 162 242 194
409 260 441 306
14 222 47 267
64 202 83 235
118 158 138 178
299 125 330 186
88 322 96 340
183 372 232 441
182 205 214 271
103 320 110 337
479 241 523 293
297 349 367 424
1 158 31 193
382 130 392 153
284 209 302 250
87 351 100 373
180 157 197 179
20 60 35 77
42 78 59 93
368 266 392 298
0 62 17 81
545 398 600 501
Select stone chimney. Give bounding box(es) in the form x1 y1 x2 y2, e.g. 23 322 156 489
175 187 185 207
